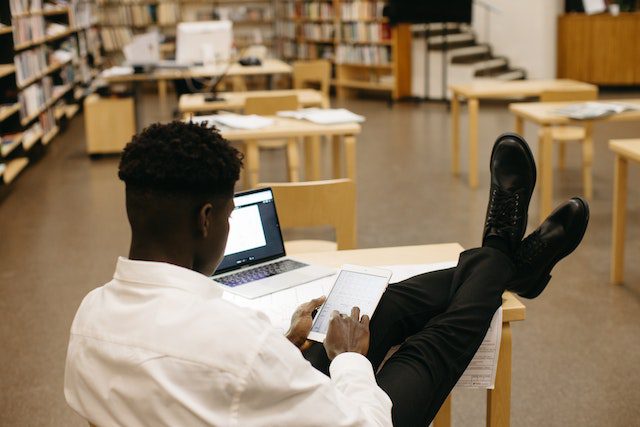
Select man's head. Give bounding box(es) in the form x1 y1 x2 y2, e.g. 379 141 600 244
118 121 243 275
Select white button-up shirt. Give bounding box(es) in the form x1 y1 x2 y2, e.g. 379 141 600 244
64 257 392 426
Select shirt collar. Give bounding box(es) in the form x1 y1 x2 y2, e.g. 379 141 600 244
113 257 223 299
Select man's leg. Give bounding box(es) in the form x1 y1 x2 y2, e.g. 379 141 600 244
303 266 458 374
376 247 514 427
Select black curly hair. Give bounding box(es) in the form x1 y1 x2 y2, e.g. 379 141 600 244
118 121 243 198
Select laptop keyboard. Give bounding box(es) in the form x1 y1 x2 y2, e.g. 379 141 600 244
216 259 308 287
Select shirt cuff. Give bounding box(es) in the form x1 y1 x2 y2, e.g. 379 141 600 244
329 352 375 379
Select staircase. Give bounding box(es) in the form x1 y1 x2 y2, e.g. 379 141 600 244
411 23 526 100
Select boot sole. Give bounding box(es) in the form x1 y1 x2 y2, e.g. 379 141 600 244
517 197 590 299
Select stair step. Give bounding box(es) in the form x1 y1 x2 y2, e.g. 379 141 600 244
470 57 508 74
491 68 527 80
428 32 475 50
451 46 493 64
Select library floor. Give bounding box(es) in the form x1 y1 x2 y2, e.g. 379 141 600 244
1 90 640 426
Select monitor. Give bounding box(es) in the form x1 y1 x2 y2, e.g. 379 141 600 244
176 20 233 65
123 31 161 65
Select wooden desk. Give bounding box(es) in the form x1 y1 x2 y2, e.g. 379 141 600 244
609 139 640 285
295 243 526 427
103 59 293 105
509 99 640 218
449 80 597 189
218 117 361 188
179 89 327 117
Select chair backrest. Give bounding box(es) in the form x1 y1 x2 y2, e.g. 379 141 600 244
244 94 299 115
540 87 598 102
257 179 357 250
293 59 331 99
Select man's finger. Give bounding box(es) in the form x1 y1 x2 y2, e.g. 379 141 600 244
351 306 360 320
360 314 370 327
330 310 341 320
308 296 326 309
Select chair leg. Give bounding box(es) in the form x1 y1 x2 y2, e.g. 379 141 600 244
558 143 566 171
286 138 300 182
582 125 594 200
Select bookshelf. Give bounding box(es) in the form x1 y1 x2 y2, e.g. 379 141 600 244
275 0 411 100
96 0 276 55
0 0 102 189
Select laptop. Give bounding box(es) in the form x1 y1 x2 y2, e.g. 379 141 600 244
211 188 335 299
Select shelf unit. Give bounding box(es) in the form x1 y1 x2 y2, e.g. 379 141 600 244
275 0 411 100
0 0 103 188
96 0 276 56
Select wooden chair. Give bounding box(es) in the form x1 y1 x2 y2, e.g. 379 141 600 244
293 59 331 108
539 87 599 199
256 179 356 253
244 94 301 185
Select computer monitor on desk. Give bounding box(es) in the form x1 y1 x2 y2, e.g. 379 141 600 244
176 21 233 65
123 31 161 66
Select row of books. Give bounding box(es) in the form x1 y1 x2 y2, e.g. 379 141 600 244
299 2 334 20
340 1 386 21
341 22 391 43
301 23 335 40
157 3 179 25
70 1 99 29
335 44 391 65
276 21 296 39
9 0 44 16
12 16 46 45
18 76 53 120
98 5 155 27
100 27 132 52
217 6 273 22
14 46 49 87
38 107 55 136
278 40 334 61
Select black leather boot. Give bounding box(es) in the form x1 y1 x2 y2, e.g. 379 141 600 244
509 197 590 299
483 133 537 254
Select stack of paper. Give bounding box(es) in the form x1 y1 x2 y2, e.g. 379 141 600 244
190 114 274 130
555 102 639 120
278 108 365 124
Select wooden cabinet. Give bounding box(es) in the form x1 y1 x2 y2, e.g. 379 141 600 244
84 95 136 155
557 13 640 85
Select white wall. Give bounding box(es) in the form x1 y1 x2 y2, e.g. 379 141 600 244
471 0 564 79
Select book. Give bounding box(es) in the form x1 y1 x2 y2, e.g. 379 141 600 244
554 102 640 120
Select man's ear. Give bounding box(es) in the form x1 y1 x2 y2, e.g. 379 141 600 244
198 203 214 238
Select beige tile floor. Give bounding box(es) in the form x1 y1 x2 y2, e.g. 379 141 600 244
0 90 639 426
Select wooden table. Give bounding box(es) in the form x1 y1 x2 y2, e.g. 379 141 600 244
295 243 526 427
179 89 328 117
103 59 293 106
509 99 640 218
218 116 361 188
449 80 597 189
609 139 640 285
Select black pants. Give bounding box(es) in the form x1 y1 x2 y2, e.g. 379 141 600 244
303 247 515 427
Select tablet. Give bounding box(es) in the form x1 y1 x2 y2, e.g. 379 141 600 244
308 265 392 342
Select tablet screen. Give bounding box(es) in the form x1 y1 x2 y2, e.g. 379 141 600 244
311 269 389 335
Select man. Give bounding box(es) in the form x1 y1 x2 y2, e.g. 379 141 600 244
65 122 589 426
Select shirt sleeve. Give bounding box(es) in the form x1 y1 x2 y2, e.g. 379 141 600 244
235 329 393 427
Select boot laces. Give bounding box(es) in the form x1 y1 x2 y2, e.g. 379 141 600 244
486 188 521 237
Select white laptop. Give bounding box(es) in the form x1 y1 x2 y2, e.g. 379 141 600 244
211 188 334 299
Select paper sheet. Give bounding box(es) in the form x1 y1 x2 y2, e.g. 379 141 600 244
222 261 502 389
190 114 274 130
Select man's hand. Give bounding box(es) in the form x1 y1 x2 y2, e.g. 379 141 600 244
323 307 370 360
286 296 326 349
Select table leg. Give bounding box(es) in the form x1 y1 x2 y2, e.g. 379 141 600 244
451 95 461 176
611 154 628 285
332 135 342 178
344 135 357 181
245 141 260 189
286 138 300 182
433 395 452 427
515 116 523 136
468 97 479 189
539 126 554 219
582 123 594 200
158 79 167 105
304 136 322 181
487 322 512 427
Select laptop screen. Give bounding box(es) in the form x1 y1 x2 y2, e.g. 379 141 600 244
214 188 286 274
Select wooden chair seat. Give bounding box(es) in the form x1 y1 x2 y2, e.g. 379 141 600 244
285 239 338 254
546 125 586 141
